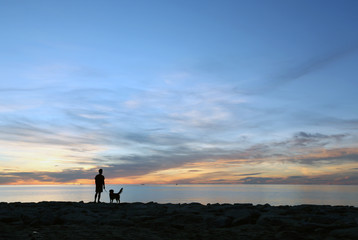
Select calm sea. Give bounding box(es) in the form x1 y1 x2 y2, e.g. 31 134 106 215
0 184 357 206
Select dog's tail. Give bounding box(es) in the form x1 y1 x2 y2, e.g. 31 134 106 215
118 188 123 194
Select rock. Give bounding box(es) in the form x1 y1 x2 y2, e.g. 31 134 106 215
0 215 20 224
275 231 306 240
37 212 57 225
226 209 259 225
256 214 295 227
330 227 358 239
206 215 231 228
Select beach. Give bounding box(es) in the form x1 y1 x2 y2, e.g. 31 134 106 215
1 202 358 240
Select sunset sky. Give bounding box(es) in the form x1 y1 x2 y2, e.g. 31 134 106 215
1 0 358 185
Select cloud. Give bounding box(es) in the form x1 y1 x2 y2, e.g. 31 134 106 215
238 172 358 185
270 131 349 151
0 119 54 140
236 172 263 176
0 142 259 184
0 176 18 184
272 43 358 85
235 42 358 95
0 169 94 184
287 131 348 148
0 88 48 113
1 80 357 185
99 149 225 178
99 132 358 177
1 141 358 184
0 118 92 147
290 152 358 166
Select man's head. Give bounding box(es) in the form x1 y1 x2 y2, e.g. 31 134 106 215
99 169 103 174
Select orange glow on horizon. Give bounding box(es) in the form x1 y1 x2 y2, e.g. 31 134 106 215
2 147 358 185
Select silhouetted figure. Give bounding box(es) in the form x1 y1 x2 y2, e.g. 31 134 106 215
94 169 105 203
109 188 123 203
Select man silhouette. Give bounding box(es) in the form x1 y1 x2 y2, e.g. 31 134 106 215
94 169 105 203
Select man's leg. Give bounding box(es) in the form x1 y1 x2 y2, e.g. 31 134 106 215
94 192 98 203
98 192 101 203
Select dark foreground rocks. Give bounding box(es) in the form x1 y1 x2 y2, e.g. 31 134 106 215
1 202 358 240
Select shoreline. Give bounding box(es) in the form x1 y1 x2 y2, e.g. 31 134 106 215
1 202 358 239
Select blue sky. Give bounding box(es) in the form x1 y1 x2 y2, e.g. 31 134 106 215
1 0 358 184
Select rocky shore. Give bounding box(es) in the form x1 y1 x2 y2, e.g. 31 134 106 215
1 202 358 240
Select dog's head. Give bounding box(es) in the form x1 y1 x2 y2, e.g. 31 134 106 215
109 189 114 194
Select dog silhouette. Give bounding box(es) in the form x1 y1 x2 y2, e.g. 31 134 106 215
109 188 123 203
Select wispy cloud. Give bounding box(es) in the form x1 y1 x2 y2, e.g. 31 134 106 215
288 152 358 166
234 42 358 95
0 169 94 184
271 43 358 86
238 171 358 185
236 172 263 176
276 131 348 149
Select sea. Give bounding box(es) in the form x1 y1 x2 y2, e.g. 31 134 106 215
1 184 357 206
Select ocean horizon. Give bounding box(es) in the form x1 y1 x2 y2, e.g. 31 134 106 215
1 184 357 206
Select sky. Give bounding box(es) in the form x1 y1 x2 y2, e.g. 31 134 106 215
1 0 358 185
